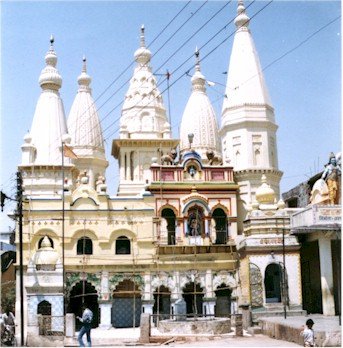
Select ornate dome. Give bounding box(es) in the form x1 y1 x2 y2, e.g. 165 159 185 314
179 49 221 161
255 175 276 204
120 25 170 139
38 36 62 90
33 236 60 267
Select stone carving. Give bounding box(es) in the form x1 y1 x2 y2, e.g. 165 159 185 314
206 150 223 165
161 149 177 165
96 175 107 193
151 273 175 292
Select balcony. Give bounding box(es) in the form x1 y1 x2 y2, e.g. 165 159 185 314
291 204 341 233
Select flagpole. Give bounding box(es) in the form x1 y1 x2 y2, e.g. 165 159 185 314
61 141 66 323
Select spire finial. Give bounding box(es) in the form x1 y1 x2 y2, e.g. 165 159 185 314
235 0 250 29
140 24 146 48
82 55 87 73
78 55 91 88
195 47 200 72
50 35 54 45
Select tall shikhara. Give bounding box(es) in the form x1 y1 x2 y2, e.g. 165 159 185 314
220 0 282 232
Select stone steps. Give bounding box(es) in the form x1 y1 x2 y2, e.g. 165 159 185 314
252 309 307 325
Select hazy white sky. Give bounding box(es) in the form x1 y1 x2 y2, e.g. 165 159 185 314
0 1 341 231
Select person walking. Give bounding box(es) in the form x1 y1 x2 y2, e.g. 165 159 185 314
77 304 93 347
300 318 315 347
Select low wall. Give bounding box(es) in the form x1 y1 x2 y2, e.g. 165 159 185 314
260 318 341 347
158 318 231 335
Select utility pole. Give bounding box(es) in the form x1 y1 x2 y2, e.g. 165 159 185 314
16 171 24 346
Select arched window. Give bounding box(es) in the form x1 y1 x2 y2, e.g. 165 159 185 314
116 236 131 255
212 208 228 244
38 236 54 249
37 300 51 315
254 148 261 166
77 237 93 255
162 208 176 245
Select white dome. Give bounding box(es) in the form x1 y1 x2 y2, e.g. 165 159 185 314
33 236 60 266
180 50 221 160
255 175 276 204
68 57 105 152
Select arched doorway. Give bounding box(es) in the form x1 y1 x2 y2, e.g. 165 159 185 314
68 281 99 330
264 263 282 303
112 279 141 328
215 284 231 317
38 300 52 334
182 282 204 317
153 285 171 322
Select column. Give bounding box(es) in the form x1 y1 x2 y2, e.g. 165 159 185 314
203 269 215 316
318 237 335 315
99 302 112 329
127 151 131 181
99 271 112 329
143 273 151 301
142 301 154 315
120 153 125 180
202 300 216 317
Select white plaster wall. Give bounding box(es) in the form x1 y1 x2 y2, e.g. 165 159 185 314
249 253 301 306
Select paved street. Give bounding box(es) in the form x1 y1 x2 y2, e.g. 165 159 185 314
169 334 300 347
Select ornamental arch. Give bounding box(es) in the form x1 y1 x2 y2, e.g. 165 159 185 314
68 280 99 330
111 278 142 328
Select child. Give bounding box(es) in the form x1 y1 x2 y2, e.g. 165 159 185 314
300 318 315 347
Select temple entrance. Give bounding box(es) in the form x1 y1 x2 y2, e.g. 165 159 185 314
215 284 231 317
182 282 204 317
264 263 282 303
112 279 141 328
37 300 52 333
68 281 99 330
153 285 171 322
301 241 323 313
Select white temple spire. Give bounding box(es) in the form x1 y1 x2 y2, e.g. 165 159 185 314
20 36 73 197
119 25 170 139
68 56 108 188
180 49 221 162
219 0 282 228
22 36 68 165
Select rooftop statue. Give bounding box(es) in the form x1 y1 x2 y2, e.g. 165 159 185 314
311 152 341 205
321 153 341 205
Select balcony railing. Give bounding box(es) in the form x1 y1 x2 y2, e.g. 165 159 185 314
291 205 341 230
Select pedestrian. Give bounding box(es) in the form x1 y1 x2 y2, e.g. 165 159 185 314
76 303 93 347
300 318 315 347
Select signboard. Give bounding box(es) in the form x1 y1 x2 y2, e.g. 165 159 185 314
315 207 341 224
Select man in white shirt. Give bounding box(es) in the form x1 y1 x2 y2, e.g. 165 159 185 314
76 304 93 347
